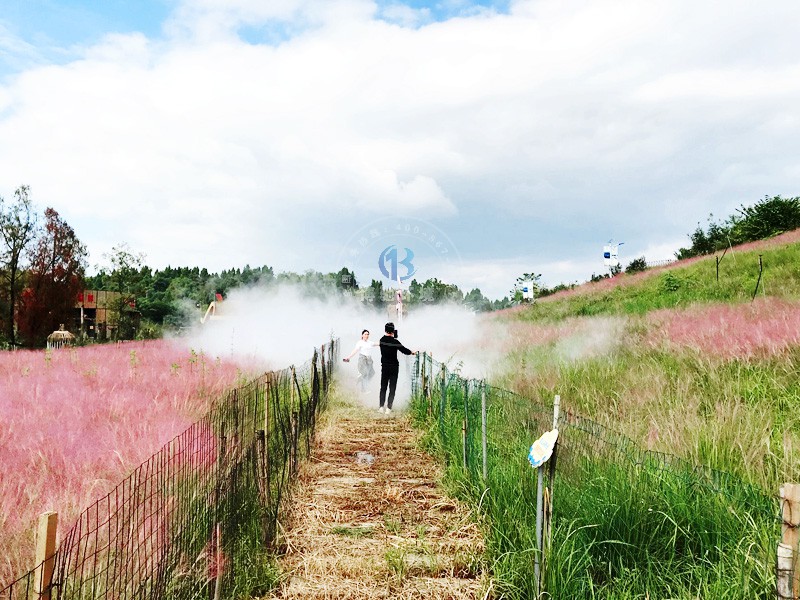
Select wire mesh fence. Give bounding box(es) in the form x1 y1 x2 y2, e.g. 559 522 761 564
411 352 781 598
1 340 338 600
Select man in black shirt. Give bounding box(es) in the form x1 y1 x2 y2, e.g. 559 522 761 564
378 322 416 415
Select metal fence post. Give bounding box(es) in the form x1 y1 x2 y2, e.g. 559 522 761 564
535 464 544 595
427 354 433 417
481 383 488 482
263 375 272 545
463 379 469 470
752 254 764 301
545 395 561 575
420 352 426 412
213 522 223 600
439 364 446 447
535 394 562 596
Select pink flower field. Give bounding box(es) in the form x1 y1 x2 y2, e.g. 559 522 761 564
0 340 247 588
647 297 800 360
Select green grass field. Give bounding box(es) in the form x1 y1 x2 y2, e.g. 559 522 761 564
412 230 800 598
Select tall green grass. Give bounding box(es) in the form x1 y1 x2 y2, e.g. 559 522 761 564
409 236 799 597
497 325 800 491
411 360 778 599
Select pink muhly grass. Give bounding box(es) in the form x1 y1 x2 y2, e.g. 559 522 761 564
647 298 800 360
728 227 800 253
204 538 227 580
0 340 245 588
501 320 580 351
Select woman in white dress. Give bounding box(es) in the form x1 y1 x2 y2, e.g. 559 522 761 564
343 329 377 392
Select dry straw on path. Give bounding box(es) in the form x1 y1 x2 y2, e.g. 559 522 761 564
268 394 489 599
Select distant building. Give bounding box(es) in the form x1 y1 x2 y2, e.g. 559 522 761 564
75 290 140 340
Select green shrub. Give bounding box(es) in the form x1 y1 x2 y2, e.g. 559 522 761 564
625 257 647 273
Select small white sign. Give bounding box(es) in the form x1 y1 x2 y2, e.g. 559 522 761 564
527 429 559 468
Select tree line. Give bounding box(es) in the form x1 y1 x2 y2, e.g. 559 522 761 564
675 195 800 259
5 186 794 347
0 186 512 348
84 261 511 340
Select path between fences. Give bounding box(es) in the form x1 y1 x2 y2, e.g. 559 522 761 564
267 394 490 599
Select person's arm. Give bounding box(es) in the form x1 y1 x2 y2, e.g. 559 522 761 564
395 339 414 356
343 343 360 362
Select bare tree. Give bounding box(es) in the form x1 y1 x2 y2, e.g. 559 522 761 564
0 186 37 347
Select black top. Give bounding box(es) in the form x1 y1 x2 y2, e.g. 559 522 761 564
378 335 413 367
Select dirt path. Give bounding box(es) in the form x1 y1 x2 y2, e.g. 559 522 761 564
268 395 489 599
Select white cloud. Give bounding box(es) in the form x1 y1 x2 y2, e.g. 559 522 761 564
166 0 377 42
0 0 798 297
378 3 431 27
440 255 592 300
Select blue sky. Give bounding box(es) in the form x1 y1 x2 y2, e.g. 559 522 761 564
0 0 798 299
0 0 170 73
2 1 169 41
1 0 509 63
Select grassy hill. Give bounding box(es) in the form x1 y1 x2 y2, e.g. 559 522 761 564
493 228 800 492
524 227 800 320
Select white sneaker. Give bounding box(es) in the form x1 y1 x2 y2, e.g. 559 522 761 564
377 406 385 414
385 408 392 417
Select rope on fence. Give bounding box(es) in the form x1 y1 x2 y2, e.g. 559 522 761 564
1 340 339 600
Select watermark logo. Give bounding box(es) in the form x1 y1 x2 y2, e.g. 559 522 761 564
378 245 416 282
336 217 462 299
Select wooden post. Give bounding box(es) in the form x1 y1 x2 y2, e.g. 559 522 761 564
35 511 58 600
780 483 800 598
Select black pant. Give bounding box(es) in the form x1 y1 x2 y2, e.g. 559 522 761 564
379 366 399 409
